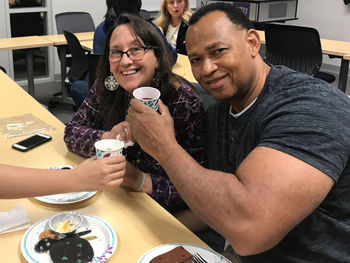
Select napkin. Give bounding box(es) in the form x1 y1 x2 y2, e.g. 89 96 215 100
116 134 135 148
0 204 31 234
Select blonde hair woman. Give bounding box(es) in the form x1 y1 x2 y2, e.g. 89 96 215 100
155 0 193 55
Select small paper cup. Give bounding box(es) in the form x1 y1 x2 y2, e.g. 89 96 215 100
133 87 160 110
94 139 124 159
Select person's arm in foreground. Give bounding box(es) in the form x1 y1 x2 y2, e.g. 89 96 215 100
126 100 334 255
0 156 126 199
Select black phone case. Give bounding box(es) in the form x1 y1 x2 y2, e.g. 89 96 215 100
12 134 52 152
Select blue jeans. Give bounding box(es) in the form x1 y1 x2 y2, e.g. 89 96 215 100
69 80 89 108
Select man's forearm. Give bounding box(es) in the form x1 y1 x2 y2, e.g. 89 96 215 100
154 142 245 240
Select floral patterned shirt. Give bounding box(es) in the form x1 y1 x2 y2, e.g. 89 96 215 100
64 81 207 212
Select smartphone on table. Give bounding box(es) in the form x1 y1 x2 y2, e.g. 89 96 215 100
12 133 52 152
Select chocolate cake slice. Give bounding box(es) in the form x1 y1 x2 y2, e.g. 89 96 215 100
150 246 193 263
49 235 94 263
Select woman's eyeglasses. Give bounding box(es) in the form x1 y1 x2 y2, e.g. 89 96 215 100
108 46 153 62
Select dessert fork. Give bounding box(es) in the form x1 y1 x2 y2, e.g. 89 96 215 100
192 253 208 263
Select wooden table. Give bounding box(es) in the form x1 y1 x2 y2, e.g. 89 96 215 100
42 32 94 46
0 70 208 262
173 54 197 83
344 54 350 61
0 36 54 98
80 40 93 52
257 30 350 92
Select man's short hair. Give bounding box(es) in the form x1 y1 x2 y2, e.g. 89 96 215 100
189 2 254 31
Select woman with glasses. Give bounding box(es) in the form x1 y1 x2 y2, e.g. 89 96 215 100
155 0 193 55
70 0 178 109
64 14 206 215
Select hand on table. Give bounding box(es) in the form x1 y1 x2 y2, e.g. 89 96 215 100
74 156 126 191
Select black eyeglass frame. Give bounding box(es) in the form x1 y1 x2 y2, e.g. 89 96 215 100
107 46 155 62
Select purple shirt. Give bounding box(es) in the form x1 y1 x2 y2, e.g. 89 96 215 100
64 81 207 212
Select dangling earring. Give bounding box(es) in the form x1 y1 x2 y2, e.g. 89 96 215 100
104 74 119 91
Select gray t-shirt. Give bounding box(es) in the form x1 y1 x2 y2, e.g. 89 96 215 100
205 65 350 262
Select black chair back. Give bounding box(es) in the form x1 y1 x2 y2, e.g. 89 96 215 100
265 23 322 76
264 23 335 83
55 12 95 67
63 30 88 83
55 12 95 34
87 54 101 90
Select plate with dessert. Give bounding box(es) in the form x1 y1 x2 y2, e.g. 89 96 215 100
34 166 97 204
21 213 117 263
138 243 232 263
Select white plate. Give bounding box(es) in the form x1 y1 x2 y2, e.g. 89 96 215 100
138 243 232 263
34 191 97 204
34 166 97 204
21 214 117 263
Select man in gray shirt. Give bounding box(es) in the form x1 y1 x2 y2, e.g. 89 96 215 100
127 3 350 262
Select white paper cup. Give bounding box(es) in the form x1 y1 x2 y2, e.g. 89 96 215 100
133 87 160 110
94 139 124 158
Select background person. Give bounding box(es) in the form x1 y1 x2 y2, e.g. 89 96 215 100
126 3 350 262
64 15 206 217
93 0 141 54
155 0 193 55
0 156 126 199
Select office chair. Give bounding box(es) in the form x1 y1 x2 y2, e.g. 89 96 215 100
67 53 100 108
51 29 90 109
50 30 89 111
63 30 88 84
264 23 336 84
0 66 7 74
51 12 95 109
55 12 95 34
87 54 101 90
55 11 95 77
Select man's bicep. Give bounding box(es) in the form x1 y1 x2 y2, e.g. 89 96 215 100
234 146 334 251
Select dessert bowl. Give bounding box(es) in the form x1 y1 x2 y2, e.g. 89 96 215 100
48 211 83 235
